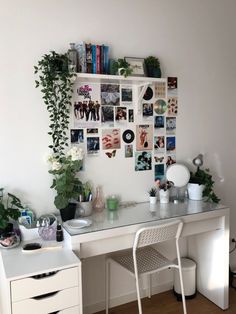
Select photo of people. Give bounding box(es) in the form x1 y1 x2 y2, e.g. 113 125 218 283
135 151 152 171
155 82 166 98
70 129 84 144
101 106 114 127
166 117 176 134
87 128 98 134
154 99 167 114
154 136 165 153
168 77 178 96
115 107 127 126
136 125 153 151
143 103 153 118
128 109 134 123
125 145 133 158
154 116 165 129
87 137 100 155
167 97 178 116
166 136 176 153
166 155 176 167
102 129 121 150
121 87 132 102
101 84 120 106
155 164 165 181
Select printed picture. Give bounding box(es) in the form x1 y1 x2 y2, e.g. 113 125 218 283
87 137 100 155
155 164 165 181
154 136 165 153
128 109 134 123
154 155 165 164
135 151 152 171
87 128 98 134
167 97 178 116
74 83 101 127
168 77 178 96
154 116 165 129
143 103 153 118
102 129 121 150
136 125 153 151
166 155 176 167
155 82 166 98
70 129 84 144
166 117 176 134
143 87 153 101
115 106 127 126
154 99 167 114
101 106 114 127
121 87 132 102
125 145 133 158
166 136 176 153
101 84 120 106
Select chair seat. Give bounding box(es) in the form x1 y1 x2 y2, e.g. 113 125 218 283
110 246 176 275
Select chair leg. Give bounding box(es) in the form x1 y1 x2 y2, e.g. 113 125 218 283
178 267 187 314
147 274 152 298
105 259 110 314
135 275 142 314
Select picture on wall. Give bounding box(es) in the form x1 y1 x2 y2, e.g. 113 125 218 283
154 116 165 130
87 128 98 134
166 117 176 134
155 164 165 181
135 151 152 171
154 136 165 153
125 145 133 158
70 129 84 144
101 84 120 106
155 82 166 98
143 86 154 101
168 77 178 96
166 155 176 167
167 97 178 116
143 103 153 119
128 109 134 123
154 155 165 164
166 136 176 153
121 87 133 103
102 129 121 150
136 124 153 151
87 137 100 155
101 106 114 127
154 99 167 114
115 107 127 126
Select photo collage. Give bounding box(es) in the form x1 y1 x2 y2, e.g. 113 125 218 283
71 77 178 182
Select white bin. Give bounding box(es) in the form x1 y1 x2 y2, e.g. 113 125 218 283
174 258 196 299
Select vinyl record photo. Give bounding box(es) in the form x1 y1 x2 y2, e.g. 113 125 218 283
122 129 135 143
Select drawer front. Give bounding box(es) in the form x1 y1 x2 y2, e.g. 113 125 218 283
11 267 78 302
12 287 79 314
57 306 80 314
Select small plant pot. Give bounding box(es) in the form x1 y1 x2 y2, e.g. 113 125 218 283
60 203 76 222
159 190 170 204
77 201 93 217
187 183 205 201
146 65 162 78
149 196 157 204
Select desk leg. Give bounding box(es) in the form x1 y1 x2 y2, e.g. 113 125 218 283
188 215 229 309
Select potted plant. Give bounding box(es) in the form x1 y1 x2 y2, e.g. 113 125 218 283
188 168 220 203
112 58 133 77
145 56 161 78
77 181 94 217
48 146 84 221
148 187 157 204
156 180 173 204
0 188 23 247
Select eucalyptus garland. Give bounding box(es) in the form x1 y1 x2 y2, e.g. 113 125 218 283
34 51 76 157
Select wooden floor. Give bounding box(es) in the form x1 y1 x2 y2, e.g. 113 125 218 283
96 288 236 314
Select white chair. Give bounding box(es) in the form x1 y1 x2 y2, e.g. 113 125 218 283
105 220 187 314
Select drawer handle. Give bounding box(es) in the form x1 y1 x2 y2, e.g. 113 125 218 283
48 312 59 314
32 271 58 280
32 291 59 300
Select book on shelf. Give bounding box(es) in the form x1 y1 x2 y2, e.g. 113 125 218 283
91 45 96 74
76 41 86 73
96 45 101 74
86 43 93 73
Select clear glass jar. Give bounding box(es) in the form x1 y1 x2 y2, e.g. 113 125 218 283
93 186 105 212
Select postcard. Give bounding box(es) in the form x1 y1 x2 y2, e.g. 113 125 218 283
102 128 121 150
136 124 153 151
135 151 152 171
101 84 120 106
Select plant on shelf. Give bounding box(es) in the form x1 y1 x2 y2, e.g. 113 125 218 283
0 188 23 231
112 58 133 77
34 51 76 156
148 187 157 197
144 56 161 78
156 180 173 191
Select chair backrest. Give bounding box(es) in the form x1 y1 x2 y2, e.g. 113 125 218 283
133 220 183 250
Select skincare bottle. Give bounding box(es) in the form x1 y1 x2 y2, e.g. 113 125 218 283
56 224 63 242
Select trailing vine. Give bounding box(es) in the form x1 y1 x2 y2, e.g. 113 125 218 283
34 51 76 157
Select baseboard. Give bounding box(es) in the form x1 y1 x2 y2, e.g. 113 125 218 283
84 280 173 314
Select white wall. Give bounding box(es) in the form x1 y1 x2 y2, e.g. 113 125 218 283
1 0 236 310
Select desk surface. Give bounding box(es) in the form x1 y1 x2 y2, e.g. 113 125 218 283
63 200 227 236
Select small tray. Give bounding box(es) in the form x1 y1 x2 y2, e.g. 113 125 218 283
64 219 92 230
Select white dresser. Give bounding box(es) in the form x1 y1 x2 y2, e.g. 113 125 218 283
0 245 82 314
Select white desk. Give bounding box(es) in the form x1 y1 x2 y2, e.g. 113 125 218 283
63 201 229 310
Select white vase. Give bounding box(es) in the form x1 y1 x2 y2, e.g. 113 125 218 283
187 183 205 201
159 190 170 204
149 196 157 204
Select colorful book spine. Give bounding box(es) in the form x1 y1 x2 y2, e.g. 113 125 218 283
100 45 104 74
96 45 101 74
91 45 96 74
76 41 86 73
103 45 109 74
86 43 92 73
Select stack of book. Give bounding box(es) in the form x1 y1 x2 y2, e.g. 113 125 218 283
76 42 109 74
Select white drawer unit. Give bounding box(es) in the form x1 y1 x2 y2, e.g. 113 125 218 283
0 247 82 314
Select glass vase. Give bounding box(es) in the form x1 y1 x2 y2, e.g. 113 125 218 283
93 186 105 212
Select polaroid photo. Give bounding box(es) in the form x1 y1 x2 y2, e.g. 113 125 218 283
121 86 133 103
154 136 165 153
70 129 84 144
166 136 176 153
166 155 176 167
154 116 165 133
167 97 178 116
142 103 153 120
87 137 100 155
102 128 121 150
101 84 120 106
136 124 153 151
125 144 133 158
101 106 114 127
154 99 167 115
155 82 166 98
154 164 165 181
115 106 127 126
166 117 176 134
135 151 152 171
128 109 134 123
167 77 178 96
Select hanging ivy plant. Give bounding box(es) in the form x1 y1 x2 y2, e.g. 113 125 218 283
34 51 76 158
